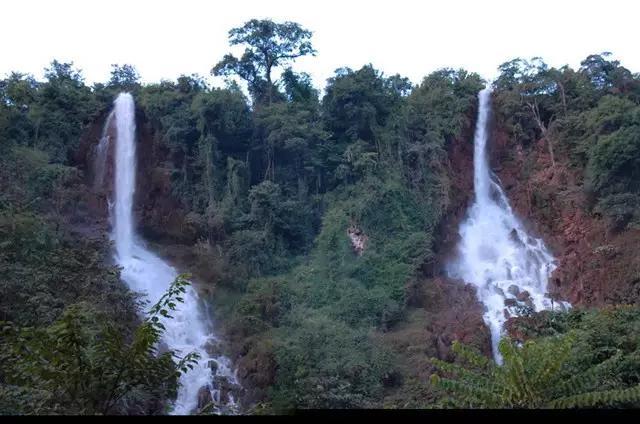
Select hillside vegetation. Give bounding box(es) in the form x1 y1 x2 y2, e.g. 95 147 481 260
2 19 640 413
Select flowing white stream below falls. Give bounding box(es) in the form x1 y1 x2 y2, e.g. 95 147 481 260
447 87 570 363
100 93 240 414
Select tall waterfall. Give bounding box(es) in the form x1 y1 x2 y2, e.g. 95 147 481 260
448 87 567 362
93 110 113 191
106 93 239 414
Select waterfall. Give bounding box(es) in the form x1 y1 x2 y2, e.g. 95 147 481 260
447 87 569 363
105 93 240 414
93 110 113 191
113 95 136 260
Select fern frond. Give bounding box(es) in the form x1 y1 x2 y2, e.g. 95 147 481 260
549 350 624 398
452 340 493 370
429 357 493 387
548 384 640 408
431 375 504 407
530 335 573 390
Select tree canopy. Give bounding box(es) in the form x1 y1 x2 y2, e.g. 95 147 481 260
212 19 316 105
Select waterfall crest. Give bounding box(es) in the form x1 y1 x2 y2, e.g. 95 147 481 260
448 87 569 362
103 93 240 414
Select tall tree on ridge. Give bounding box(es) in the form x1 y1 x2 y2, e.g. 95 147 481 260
212 19 316 105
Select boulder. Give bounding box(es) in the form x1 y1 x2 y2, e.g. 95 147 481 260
204 338 223 357
197 386 213 411
208 359 219 375
516 290 531 302
525 298 535 309
504 298 517 307
347 224 368 256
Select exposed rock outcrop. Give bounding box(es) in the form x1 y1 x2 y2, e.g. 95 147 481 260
491 121 640 307
197 386 213 411
347 224 368 256
414 277 492 360
76 106 195 245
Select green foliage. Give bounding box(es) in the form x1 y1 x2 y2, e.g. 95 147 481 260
254 100 328 189
402 69 483 221
226 180 316 277
6 37 640 412
137 79 252 213
559 95 640 229
0 145 131 327
217 61 484 409
432 307 640 408
28 61 100 162
281 68 318 104
580 53 640 99
322 65 405 146
212 19 316 104
270 310 393 410
0 76 199 414
108 64 141 93
0 275 197 415
431 337 640 408
494 54 640 230
584 98 640 227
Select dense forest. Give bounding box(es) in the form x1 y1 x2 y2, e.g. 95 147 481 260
2 19 640 414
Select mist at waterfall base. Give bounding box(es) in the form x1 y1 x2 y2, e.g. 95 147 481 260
103 93 239 414
447 88 570 363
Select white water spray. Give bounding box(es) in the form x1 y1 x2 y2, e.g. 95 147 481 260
93 110 113 191
448 87 568 362
107 93 239 414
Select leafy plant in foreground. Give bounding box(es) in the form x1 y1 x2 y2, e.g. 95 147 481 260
0 275 199 415
430 336 640 408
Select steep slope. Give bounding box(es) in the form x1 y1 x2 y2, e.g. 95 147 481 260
491 122 640 307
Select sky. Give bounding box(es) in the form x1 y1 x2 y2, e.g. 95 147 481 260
2 0 639 90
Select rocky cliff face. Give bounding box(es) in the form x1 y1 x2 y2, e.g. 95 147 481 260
76 107 196 245
415 110 492 359
78 96 601 403
385 107 492 364
490 119 640 307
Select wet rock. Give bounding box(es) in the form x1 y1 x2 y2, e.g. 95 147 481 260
208 359 219 375
516 290 531 302
504 298 517 307
524 298 535 309
509 229 525 247
382 370 404 388
436 335 449 360
204 338 223 357
213 375 241 406
489 123 640 308
422 278 492 360
197 386 213 410
235 340 277 402
183 211 205 241
507 285 520 297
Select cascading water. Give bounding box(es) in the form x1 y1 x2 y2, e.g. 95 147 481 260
93 110 113 191
447 87 569 363
105 93 240 414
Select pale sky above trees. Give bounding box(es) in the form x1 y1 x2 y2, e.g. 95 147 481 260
3 0 638 89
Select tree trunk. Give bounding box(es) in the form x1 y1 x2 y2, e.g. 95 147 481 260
557 81 568 116
266 62 273 105
204 138 215 208
526 100 556 170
